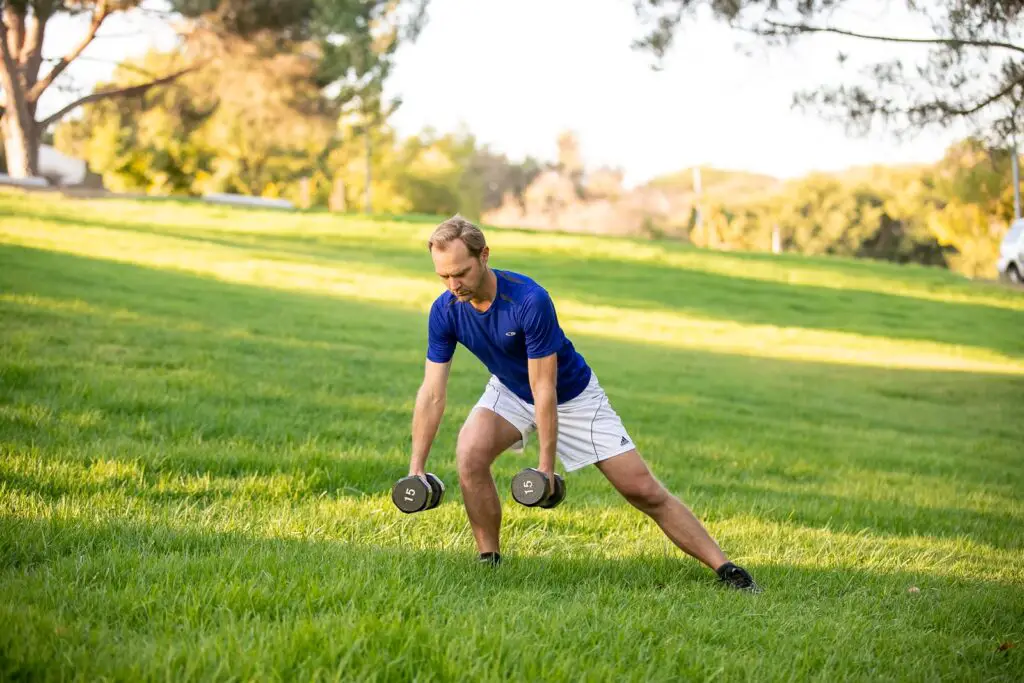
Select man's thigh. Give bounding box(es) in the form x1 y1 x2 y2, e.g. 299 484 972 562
458 407 524 468
460 378 535 467
593 448 661 502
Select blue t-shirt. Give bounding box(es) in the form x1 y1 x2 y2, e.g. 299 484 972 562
426 269 592 404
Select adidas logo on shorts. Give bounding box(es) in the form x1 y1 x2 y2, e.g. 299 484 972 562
620 436 629 446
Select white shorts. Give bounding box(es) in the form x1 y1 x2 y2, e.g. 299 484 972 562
471 372 635 472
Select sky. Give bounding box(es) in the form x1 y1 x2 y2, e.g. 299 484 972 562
38 0 967 188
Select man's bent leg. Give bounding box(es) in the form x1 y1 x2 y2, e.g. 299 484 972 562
456 408 523 555
595 450 728 570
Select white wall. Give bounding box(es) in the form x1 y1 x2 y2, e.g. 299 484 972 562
39 144 87 185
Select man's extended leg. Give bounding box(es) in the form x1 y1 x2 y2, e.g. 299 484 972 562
595 449 760 591
456 407 522 556
595 450 728 569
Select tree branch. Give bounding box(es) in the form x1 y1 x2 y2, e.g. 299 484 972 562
44 54 163 81
28 0 110 102
0 4 35 151
0 5 26 104
38 63 201 129
3 3 26 61
762 20 1024 55
936 72 1024 117
20 9 46 90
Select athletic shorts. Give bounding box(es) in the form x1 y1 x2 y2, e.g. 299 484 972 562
471 371 635 472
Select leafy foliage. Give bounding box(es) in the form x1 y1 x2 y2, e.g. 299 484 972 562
0 0 427 177
630 0 1024 144
688 139 1016 276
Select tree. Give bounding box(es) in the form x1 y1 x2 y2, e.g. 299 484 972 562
464 145 542 213
630 1 1024 145
923 136 1018 274
0 1 202 178
0 0 427 180
318 0 428 212
53 20 412 203
556 129 584 196
390 128 470 217
54 50 219 194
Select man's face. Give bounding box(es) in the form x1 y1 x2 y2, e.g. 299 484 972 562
431 239 488 302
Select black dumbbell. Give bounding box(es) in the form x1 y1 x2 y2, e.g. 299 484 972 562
391 473 446 514
511 468 565 509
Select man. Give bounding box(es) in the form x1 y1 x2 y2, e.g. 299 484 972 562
408 215 760 592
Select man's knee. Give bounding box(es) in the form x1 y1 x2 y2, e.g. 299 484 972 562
619 473 669 513
456 435 492 482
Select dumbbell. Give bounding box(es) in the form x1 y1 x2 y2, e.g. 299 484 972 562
391 473 446 514
511 468 565 509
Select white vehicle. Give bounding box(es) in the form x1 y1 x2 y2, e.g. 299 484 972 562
997 219 1024 284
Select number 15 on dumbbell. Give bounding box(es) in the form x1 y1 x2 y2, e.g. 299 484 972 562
391 473 446 514
510 468 565 509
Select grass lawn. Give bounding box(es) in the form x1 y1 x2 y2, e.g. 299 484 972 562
1 189 1023 681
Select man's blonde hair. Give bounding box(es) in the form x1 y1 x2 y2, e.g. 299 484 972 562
428 215 487 258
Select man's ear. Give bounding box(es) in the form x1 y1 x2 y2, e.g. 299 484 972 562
480 246 490 267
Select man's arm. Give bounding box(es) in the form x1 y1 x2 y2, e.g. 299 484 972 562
528 353 558 486
409 359 452 476
521 287 564 490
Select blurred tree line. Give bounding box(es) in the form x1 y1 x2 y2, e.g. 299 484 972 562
51 42 542 219
481 130 1019 280
52 59 1019 279
693 138 1018 278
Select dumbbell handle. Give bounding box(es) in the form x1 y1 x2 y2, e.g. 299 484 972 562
525 467 557 492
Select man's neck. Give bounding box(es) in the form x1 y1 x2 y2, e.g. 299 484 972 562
469 269 498 312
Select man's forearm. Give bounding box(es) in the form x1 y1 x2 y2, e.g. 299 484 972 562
410 386 445 474
534 386 558 473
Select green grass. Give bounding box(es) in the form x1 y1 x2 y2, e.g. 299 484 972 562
1 189 1022 681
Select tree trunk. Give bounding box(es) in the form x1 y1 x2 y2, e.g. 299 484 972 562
329 175 346 212
0 2 38 179
0 111 38 178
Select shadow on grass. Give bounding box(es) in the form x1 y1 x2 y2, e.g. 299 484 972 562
14 209 1024 359
2 244 1022 555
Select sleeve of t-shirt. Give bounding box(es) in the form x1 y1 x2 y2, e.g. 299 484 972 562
426 297 457 363
521 288 564 359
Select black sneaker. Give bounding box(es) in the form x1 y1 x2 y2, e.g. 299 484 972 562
478 552 502 566
716 562 761 593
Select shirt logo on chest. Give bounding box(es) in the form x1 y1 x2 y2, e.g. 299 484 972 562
505 331 516 337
